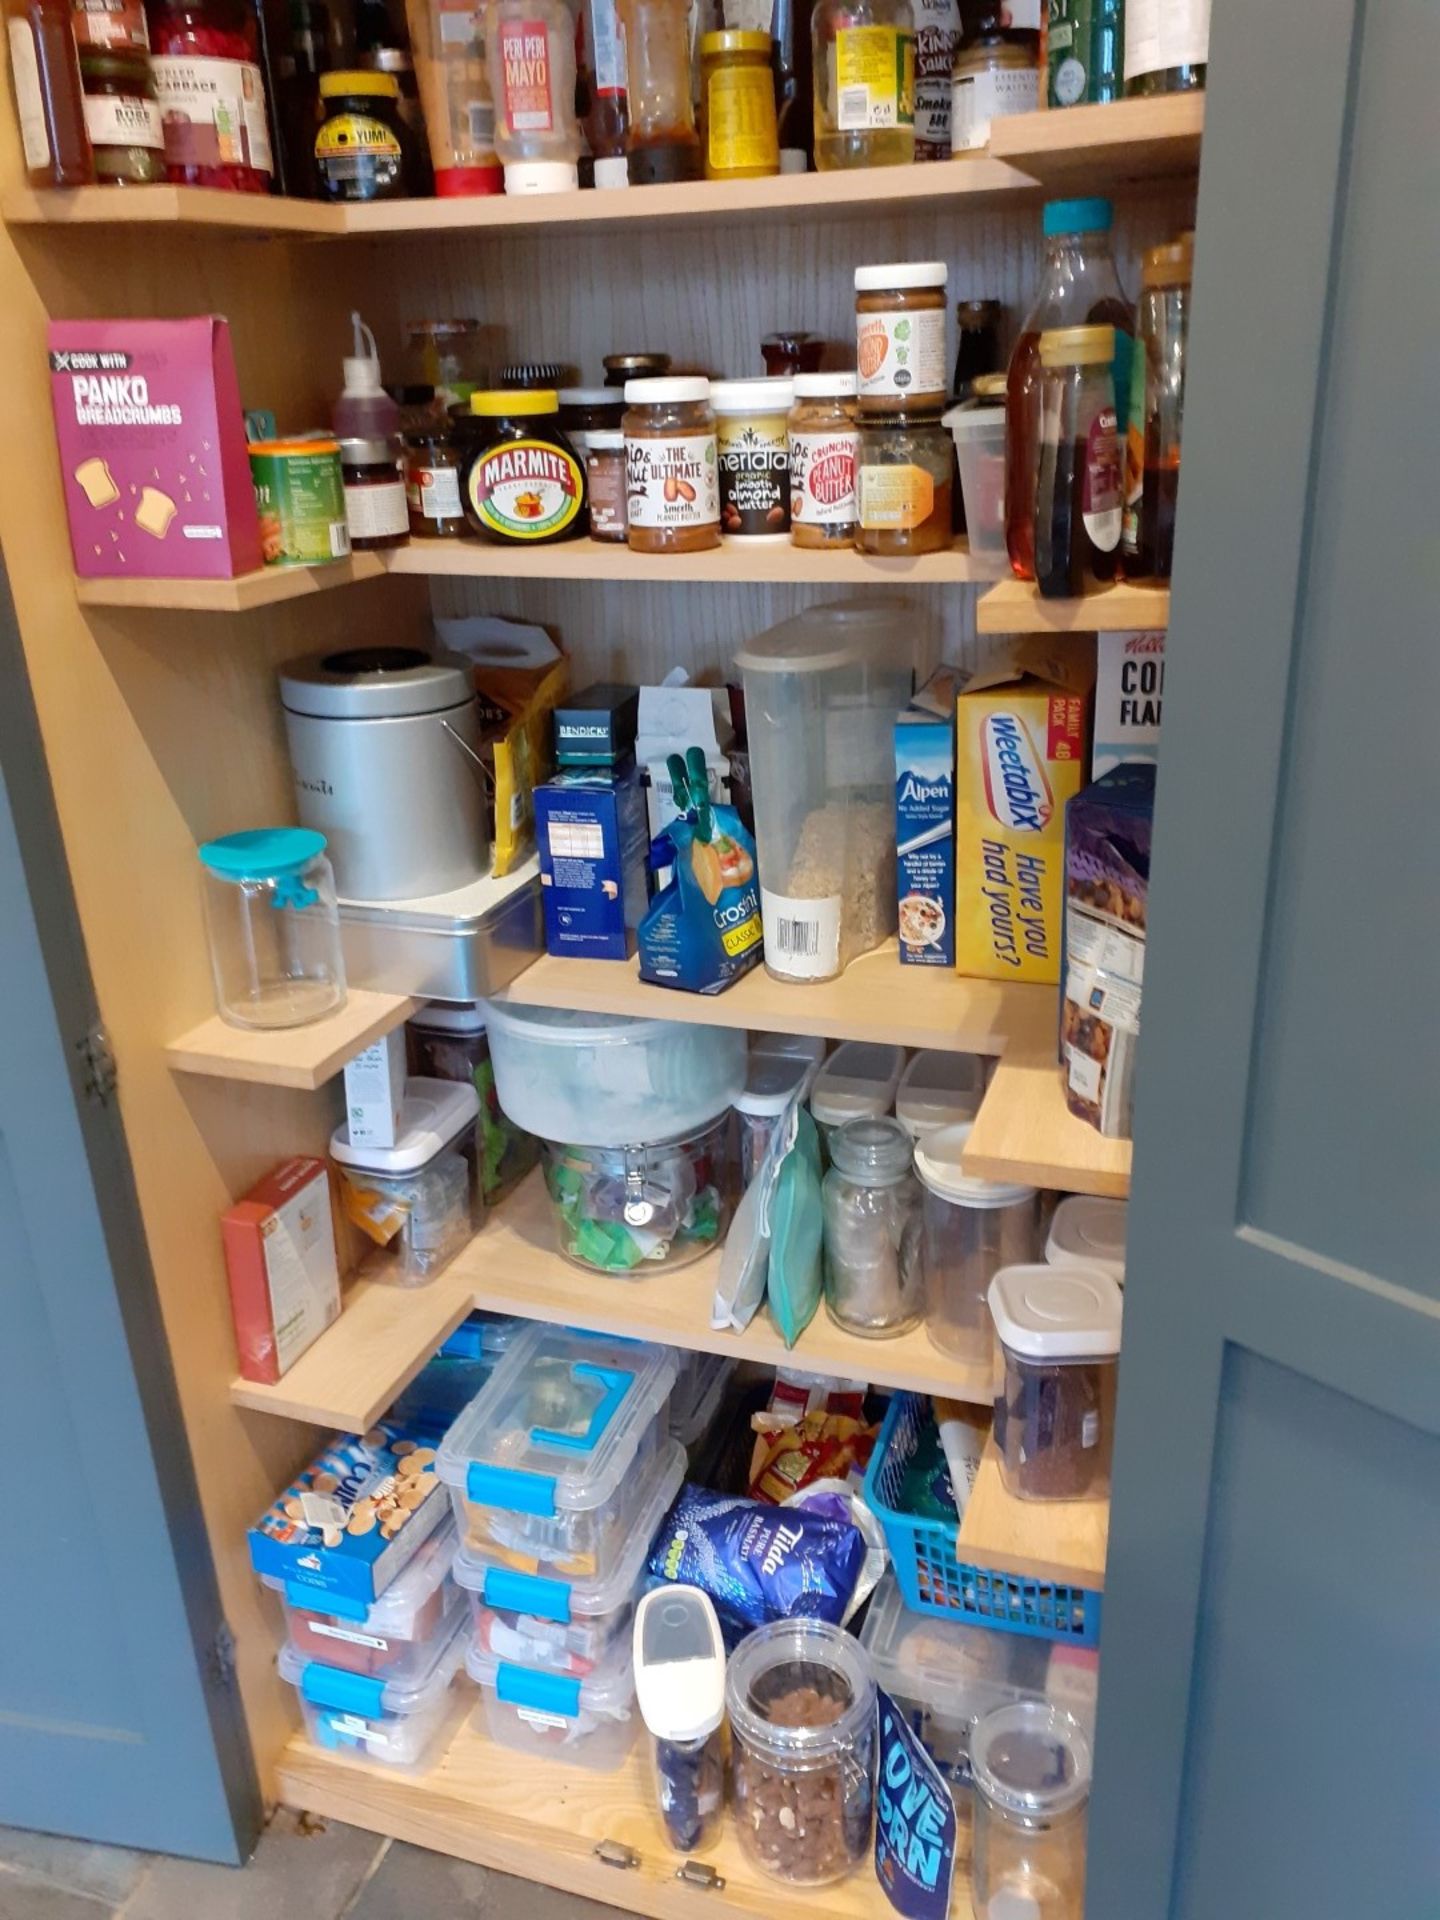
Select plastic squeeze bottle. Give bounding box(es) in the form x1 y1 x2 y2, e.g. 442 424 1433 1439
485 0 581 194
333 313 402 440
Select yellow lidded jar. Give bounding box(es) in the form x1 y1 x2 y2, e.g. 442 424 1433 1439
699 30 780 180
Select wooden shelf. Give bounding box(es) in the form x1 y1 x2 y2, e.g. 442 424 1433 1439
166 990 418 1091
976 578 1171 634
500 945 1050 1055
3 183 343 235
279 1712 975 1920
988 92 1204 187
963 1040 1132 1197
958 1438 1109 1590
74 553 387 612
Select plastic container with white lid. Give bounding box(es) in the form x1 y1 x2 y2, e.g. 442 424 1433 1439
914 1123 1038 1366
736 1035 826 1184
437 1323 679 1578
1045 1195 1128 1286
895 1049 987 1138
634 1586 727 1852
408 1000 540 1207
941 403 1008 580
466 1614 638 1770
971 1700 1092 1920
265 1517 463 1683
455 1438 685 1677
479 1000 746 1147
279 1614 469 1771
330 1077 482 1285
809 1040 905 1152
988 1264 1123 1503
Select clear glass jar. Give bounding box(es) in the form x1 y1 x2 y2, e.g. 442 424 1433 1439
822 1115 923 1336
197 827 346 1029
855 412 954 555
727 1619 877 1886
622 377 721 554
972 1701 1092 1919
484 0 580 193
538 1111 737 1275
811 0 915 171
789 373 859 548
340 435 410 550
1123 231 1193 579
949 22 1038 152
913 1123 1037 1365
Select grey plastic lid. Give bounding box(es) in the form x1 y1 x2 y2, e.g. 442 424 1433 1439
988 1263 1123 1361
971 1700 1092 1820
279 648 474 720
330 1077 479 1174
734 600 918 677
410 1001 486 1035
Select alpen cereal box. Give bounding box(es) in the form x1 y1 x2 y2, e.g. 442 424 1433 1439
48 317 262 579
954 639 1094 983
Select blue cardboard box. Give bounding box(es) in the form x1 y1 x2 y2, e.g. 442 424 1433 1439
894 672 960 967
534 761 649 961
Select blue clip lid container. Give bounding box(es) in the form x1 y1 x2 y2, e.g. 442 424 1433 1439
466 1613 638 1771
278 1614 468 1771
197 828 346 1030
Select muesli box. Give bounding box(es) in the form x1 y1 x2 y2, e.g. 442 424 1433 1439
48 316 262 579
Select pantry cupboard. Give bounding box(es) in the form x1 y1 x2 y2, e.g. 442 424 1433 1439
0 1 1432 1914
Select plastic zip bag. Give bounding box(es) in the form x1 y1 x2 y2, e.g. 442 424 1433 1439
711 1103 797 1332
766 1109 824 1348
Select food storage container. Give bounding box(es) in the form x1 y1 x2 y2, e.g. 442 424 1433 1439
457 1438 684 1678
988 1265 1123 1502
331 1078 482 1286
437 1324 679 1579
406 1001 539 1206
481 1001 746 1147
466 1624 638 1770
198 828 346 1030
669 1351 734 1457
727 1618 877 1886
634 1586 727 1853
942 402 1008 579
915 1125 1038 1366
735 1034 826 1184
822 1116 924 1338
809 1041 905 1156
971 1701 1092 1920
278 1616 469 1772
539 1112 737 1275
265 1519 464 1684
1045 1195 1128 1286
390 1312 521 1427
736 602 914 984
895 1049 987 1139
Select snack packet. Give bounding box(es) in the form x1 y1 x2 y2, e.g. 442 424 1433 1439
638 747 762 993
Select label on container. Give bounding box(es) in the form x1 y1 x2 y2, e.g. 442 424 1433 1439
950 63 1039 151
83 91 165 149
1082 404 1122 550
327 1711 390 1749
498 18 554 132
467 438 583 540
407 463 463 520
588 0 627 94
875 1689 957 1920
761 888 841 980
835 25 914 131
790 427 858 526
73 0 149 50
718 412 789 534
857 460 934 530
706 65 779 173
912 0 961 157
344 478 409 540
317 114 402 166
1121 328 1147 557
625 433 720 530
7 24 50 171
856 307 946 402
150 55 273 174
307 1621 391 1651
1125 0 1209 78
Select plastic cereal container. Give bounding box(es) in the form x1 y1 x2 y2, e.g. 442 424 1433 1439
455 1439 685 1677
437 1324 679 1578
988 1265 1123 1502
279 1616 469 1771
736 1034 826 1185
895 1050 987 1139
466 1624 638 1770
1045 1195 1128 1286
809 1041 905 1154
914 1124 1038 1366
265 1518 463 1684
331 1078 482 1285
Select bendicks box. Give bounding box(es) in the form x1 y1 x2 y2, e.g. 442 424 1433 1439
534 761 649 960
48 317 263 579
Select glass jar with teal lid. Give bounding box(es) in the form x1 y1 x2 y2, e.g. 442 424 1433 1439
197 827 346 1029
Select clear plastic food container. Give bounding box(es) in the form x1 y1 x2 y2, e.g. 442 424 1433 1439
988 1265 1123 1502
455 1439 685 1678
634 1586 727 1854
437 1324 679 1578
481 1000 746 1147
390 1312 521 1428
265 1518 463 1684
735 601 915 984
914 1124 1038 1366
809 1041 905 1156
331 1078 482 1286
1045 1195 1128 1287
736 1035 826 1185
406 1001 539 1206
467 1623 638 1771
539 1113 738 1275
941 404 1008 579
669 1351 734 1458
279 1616 469 1772
895 1050 987 1139
971 1701 1092 1920
198 827 346 1030
727 1617 877 1886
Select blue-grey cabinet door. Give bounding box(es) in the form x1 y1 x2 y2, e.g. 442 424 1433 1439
1087 1 1440 1914
0 566 261 1862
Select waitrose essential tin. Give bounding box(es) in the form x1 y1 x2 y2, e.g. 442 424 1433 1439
250 440 351 567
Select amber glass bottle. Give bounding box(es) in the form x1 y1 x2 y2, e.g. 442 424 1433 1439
6 0 92 185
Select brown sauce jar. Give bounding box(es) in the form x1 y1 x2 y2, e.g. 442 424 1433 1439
854 262 949 415
622 378 721 554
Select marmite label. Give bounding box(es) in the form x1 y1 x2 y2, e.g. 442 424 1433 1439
466 437 583 540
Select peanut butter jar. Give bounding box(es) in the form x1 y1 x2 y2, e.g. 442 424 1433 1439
622 378 721 553
855 262 949 415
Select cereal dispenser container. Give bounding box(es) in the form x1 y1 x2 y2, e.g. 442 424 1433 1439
736 601 914 984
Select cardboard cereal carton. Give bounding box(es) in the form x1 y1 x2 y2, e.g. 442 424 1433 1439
954 639 1094 983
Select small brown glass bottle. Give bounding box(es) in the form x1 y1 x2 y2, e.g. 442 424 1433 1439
1034 325 1122 599
340 436 410 550
6 0 93 185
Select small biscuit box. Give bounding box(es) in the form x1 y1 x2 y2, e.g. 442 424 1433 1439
248 1420 450 1611
221 1156 341 1385
895 668 962 968
48 317 263 580
954 639 1094 984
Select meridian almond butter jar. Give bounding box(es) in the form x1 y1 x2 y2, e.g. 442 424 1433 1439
711 377 794 539
855 262 950 413
622 377 721 553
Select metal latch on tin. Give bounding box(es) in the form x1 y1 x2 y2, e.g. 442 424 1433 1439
593 1840 640 1872
676 1861 726 1891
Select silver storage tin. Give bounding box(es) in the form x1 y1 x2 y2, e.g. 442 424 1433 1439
337 862 542 1002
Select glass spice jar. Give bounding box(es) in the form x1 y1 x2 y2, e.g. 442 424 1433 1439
699 28 778 181
855 412 953 555
340 436 410 550
821 1115 923 1337
404 427 468 538
585 430 627 542
623 377 720 554
788 372 859 549
80 49 166 182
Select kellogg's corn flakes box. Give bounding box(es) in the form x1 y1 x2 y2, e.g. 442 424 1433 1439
954 639 1095 983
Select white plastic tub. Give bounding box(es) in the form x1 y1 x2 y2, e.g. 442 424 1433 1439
942 404 1008 579
1045 1195 1128 1286
331 1077 482 1285
467 1625 638 1771
279 1616 469 1772
265 1518 463 1685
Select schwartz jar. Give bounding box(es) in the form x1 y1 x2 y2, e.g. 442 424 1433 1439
623 377 720 554
712 377 793 539
822 1115 923 1337
789 372 858 547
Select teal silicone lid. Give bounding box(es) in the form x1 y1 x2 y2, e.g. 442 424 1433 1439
198 827 327 883
1043 197 1113 236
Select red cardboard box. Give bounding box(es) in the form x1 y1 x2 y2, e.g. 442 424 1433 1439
222 1157 341 1384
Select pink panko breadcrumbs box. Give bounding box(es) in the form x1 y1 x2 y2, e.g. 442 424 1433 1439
48 316 262 579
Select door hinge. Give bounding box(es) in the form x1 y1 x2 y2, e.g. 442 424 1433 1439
676 1861 726 1892
205 1621 239 1694
593 1840 640 1872
77 1023 117 1103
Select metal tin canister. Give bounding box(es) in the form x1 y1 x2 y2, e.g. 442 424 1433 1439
249 440 351 567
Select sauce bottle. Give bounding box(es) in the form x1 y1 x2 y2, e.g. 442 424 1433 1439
770 0 813 171
1034 324 1122 598
5 0 93 185
484 0 580 192
616 0 699 183
576 0 628 186
333 312 403 440
1123 231 1192 580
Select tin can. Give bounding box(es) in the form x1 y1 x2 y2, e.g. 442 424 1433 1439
249 440 351 567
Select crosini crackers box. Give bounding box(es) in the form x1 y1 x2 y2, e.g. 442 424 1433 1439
954 639 1094 983
48 317 262 579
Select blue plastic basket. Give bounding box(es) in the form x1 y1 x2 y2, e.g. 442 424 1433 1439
862 1392 1101 1647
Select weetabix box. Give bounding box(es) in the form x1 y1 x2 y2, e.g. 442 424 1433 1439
954 640 1095 984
